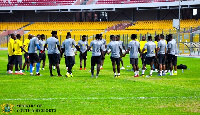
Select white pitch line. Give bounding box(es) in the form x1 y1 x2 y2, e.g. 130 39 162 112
0 96 199 101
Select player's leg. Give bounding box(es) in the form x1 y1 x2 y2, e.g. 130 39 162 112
48 54 53 76
135 58 139 77
173 55 177 75
42 54 46 69
149 57 154 76
55 54 61 76
111 59 116 77
158 54 163 76
22 53 27 71
80 56 83 70
7 55 10 73
116 58 120 77
141 57 148 76
18 55 25 75
96 56 101 78
120 58 125 70
14 56 19 74
35 53 41 76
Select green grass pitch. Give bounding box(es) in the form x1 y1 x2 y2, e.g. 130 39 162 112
0 50 199 114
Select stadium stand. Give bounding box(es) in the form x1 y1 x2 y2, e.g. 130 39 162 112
0 22 29 30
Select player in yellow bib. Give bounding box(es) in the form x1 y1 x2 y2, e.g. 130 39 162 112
22 34 32 72
13 34 26 75
140 36 147 66
7 34 16 74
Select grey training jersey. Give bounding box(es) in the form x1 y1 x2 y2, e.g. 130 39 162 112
167 39 176 55
28 37 39 53
157 39 167 54
100 39 106 51
144 41 156 57
39 40 46 53
45 37 59 54
61 38 76 56
90 40 103 56
106 41 122 58
128 40 140 58
78 40 88 53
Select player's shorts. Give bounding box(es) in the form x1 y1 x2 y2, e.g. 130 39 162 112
8 55 15 65
158 54 166 64
130 58 138 65
39 53 46 61
29 53 40 64
14 55 22 65
168 54 177 66
101 51 106 60
57 54 61 64
110 57 120 66
91 56 101 66
65 56 75 67
141 52 147 64
79 52 87 60
145 56 155 65
48 53 59 65
154 56 158 64
24 53 29 63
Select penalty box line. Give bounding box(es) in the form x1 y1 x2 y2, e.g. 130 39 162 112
0 96 199 101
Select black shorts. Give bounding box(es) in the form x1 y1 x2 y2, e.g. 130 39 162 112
101 51 106 60
8 55 15 65
130 58 138 65
154 57 158 64
110 57 120 66
24 53 29 63
141 53 147 64
79 52 87 60
48 54 59 65
145 56 155 65
168 54 177 66
65 56 75 67
14 55 22 65
39 53 46 61
158 54 166 64
91 56 101 66
29 53 40 64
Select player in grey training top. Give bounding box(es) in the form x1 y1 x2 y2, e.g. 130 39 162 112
125 34 141 77
77 35 88 70
28 35 41 76
116 35 126 70
61 32 78 78
167 34 177 76
141 36 156 77
99 34 107 69
52 35 61 70
88 34 104 78
44 31 62 77
39 34 46 70
106 35 123 78
157 34 167 76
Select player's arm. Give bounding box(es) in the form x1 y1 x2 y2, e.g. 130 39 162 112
20 46 26 53
60 41 65 58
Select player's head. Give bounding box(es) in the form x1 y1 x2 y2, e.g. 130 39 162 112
37 34 41 40
159 34 164 40
51 31 57 37
110 35 115 41
148 36 152 41
28 34 32 40
142 35 146 41
10 34 16 40
41 34 45 40
66 32 71 39
131 34 137 40
16 34 21 39
168 34 173 41
95 34 100 40
155 35 159 42
82 35 86 41
55 35 58 39
116 35 120 41
100 34 102 40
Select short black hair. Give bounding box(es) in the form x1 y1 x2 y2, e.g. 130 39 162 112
67 32 71 37
148 36 152 41
110 35 114 39
10 34 14 38
160 34 164 39
155 35 159 41
116 35 120 38
41 34 45 38
95 34 100 39
168 34 173 40
82 35 86 38
100 34 102 37
16 34 21 38
131 34 137 39
51 31 57 35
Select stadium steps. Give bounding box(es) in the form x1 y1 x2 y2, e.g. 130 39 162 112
18 22 34 30
107 22 132 31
